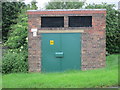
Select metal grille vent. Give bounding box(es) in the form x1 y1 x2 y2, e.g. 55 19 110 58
41 17 64 27
69 16 92 27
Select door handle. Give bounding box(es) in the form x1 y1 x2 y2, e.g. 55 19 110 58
55 52 64 58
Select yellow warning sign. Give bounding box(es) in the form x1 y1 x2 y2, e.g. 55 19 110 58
50 40 54 45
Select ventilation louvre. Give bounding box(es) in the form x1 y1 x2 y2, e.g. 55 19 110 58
41 17 64 27
69 16 92 27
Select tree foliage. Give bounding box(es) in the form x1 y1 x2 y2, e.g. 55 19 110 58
5 1 38 51
2 2 26 42
45 0 85 9
85 3 120 54
2 51 28 74
31 0 38 10
2 1 38 74
5 6 28 50
0 2 2 42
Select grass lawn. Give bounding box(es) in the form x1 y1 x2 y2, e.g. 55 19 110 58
2 54 119 88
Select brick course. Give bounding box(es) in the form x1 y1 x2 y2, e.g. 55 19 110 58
27 9 106 72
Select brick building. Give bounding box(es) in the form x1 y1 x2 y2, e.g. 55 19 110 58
27 9 106 72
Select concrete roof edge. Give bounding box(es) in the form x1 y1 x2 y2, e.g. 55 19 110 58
27 9 106 12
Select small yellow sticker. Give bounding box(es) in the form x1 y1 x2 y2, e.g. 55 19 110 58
50 40 54 45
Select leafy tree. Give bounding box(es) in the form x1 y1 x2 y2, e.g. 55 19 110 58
0 2 2 43
5 1 38 50
2 51 28 74
31 0 38 10
85 3 120 54
45 0 85 9
5 7 28 50
2 1 38 73
2 2 26 42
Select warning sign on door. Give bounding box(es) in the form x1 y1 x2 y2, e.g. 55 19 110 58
50 40 54 45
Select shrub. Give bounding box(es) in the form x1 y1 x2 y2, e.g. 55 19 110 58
2 51 28 74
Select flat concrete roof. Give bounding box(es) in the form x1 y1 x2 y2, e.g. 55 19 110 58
27 9 106 12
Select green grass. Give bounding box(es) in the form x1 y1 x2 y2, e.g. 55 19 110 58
2 54 119 88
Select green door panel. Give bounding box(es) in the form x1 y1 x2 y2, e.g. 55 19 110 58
41 33 81 72
61 33 81 71
41 33 61 72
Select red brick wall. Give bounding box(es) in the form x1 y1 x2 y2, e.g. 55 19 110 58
27 9 106 72
81 13 106 70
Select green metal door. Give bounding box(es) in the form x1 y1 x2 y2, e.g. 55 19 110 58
41 33 61 72
41 33 81 72
61 33 81 71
